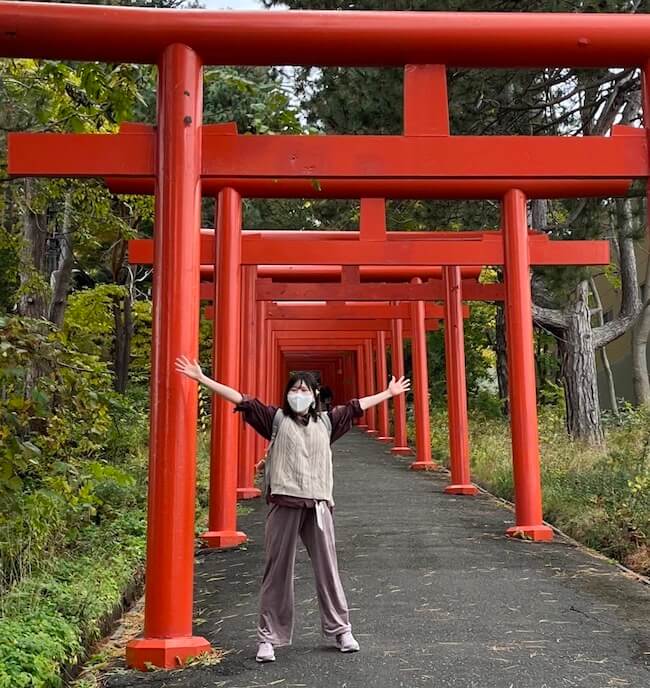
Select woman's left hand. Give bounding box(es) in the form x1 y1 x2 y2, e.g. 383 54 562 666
387 375 411 397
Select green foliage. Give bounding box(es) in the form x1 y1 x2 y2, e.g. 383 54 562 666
0 315 149 590
0 431 219 688
426 301 496 399
63 286 153 385
64 285 127 357
0 511 147 688
0 58 146 134
0 228 19 310
204 66 305 135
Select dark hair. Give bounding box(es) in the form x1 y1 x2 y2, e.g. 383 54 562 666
282 371 320 423
319 385 333 411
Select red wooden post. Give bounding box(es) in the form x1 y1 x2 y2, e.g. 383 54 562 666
409 278 435 470
375 330 392 441
503 190 553 541
255 298 267 463
442 266 478 495
126 44 211 671
356 343 369 428
364 339 378 436
266 319 274 403
202 189 247 548
237 265 261 500
272 331 282 403
390 316 412 455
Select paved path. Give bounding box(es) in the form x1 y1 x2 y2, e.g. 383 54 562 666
103 430 649 688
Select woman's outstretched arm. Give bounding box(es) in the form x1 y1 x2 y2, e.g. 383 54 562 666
358 375 410 411
174 355 243 405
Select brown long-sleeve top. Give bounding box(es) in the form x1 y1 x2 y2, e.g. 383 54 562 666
234 395 364 508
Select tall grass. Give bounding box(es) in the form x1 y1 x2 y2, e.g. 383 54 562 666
423 400 650 576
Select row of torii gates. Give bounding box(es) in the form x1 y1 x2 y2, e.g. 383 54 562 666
4 2 650 670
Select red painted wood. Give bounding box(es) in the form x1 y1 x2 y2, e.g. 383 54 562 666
126 44 210 671
5 4 650 68
9 130 646 180
502 190 553 542
107 174 633 199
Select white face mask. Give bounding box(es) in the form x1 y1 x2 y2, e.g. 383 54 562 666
287 391 314 414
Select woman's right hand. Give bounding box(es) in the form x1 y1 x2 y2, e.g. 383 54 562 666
255 458 266 473
175 355 204 382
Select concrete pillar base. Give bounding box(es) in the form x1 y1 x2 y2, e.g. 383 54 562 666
126 636 212 671
410 461 439 471
201 530 247 549
391 446 413 456
444 483 479 495
377 435 394 443
366 429 379 436
505 524 554 542
237 487 262 500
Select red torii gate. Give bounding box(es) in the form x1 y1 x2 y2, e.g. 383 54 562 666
4 2 650 670
131 227 472 496
129 214 608 489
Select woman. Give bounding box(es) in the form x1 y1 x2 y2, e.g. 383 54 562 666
175 356 410 663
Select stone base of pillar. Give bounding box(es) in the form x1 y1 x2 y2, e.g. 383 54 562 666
366 429 379 436
201 530 247 549
356 423 369 429
237 487 262 500
410 461 439 471
390 446 413 456
444 483 479 495
505 524 554 542
377 435 394 443
126 636 212 671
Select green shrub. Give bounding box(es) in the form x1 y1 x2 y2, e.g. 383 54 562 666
0 511 147 688
0 315 149 590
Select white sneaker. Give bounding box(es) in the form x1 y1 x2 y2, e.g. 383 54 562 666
336 631 360 652
256 641 275 663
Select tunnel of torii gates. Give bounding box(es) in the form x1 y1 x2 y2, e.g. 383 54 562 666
4 1 650 670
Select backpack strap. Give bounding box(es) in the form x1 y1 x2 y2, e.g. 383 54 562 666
319 411 332 438
265 408 284 459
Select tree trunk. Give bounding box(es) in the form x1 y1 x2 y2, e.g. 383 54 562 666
495 303 509 415
48 193 74 327
589 277 619 417
632 253 650 406
559 281 603 445
110 239 133 393
17 180 49 318
112 276 134 394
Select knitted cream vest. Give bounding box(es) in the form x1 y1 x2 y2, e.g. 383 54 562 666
267 413 333 502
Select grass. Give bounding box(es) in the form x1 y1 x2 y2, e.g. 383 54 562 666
422 401 650 576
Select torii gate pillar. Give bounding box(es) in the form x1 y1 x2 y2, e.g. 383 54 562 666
126 44 211 670
237 265 262 500
443 266 478 495
202 188 247 548
390 316 412 455
255 299 268 463
503 190 553 541
375 330 392 441
364 339 379 435
409 279 436 470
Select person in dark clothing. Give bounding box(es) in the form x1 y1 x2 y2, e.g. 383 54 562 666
318 385 334 412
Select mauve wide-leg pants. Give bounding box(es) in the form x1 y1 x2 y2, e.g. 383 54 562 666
257 503 352 646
